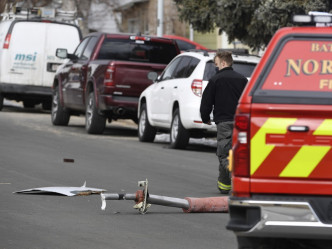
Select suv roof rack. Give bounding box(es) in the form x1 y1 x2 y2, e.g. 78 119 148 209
185 49 209 56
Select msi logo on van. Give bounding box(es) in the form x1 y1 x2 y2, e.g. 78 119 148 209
14 52 37 62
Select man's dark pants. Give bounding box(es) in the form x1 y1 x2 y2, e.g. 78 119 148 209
216 121 233 193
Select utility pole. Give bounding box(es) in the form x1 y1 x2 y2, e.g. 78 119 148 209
157 0 163 36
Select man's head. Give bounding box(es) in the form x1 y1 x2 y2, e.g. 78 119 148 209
214 51 233 70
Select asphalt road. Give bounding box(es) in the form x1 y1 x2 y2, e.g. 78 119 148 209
0 102 237 249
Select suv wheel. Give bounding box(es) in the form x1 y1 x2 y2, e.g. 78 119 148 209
138 103 156 142
170 108 190 149
51 86 70 126
85 92 106 134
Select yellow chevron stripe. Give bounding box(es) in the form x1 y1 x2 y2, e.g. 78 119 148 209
313 119 332 136
280 119 332 177
280 146 330 177
251 118 297 175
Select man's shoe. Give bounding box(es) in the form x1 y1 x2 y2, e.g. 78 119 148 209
218 188 230 194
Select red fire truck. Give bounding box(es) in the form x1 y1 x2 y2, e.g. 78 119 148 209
227 14 332 249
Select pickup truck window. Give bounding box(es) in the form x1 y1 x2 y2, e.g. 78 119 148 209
82 36 98 60
74 37 90 59
252 37 332 105
97 38 178 64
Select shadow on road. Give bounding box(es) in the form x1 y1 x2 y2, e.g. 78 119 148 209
2 101 216 152
2 102 50 114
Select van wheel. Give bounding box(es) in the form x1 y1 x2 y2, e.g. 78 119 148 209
0 93 3 111
85 92 106 134
170 108 190 149
51 86 70 126
138 103 156 142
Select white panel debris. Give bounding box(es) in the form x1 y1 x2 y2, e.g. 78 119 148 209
14 181 106 196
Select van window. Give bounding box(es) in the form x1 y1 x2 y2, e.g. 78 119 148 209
252 37 332 105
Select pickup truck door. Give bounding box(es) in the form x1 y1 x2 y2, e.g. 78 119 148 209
62 37 91 110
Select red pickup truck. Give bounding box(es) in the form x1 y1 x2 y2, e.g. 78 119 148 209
51 32 180 134
227 14 332 249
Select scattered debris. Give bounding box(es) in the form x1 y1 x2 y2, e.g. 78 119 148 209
101 179 228 214
15 181 106 196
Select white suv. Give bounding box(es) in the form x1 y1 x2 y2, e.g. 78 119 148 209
138 50 260 149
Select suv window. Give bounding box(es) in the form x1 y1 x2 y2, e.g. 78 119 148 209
97 38 178 64
173 56 199 78
233 62 257 78
204 61 217 80
252 37 332 105
160 57 182 80
203 60 257 81
185 57 200 77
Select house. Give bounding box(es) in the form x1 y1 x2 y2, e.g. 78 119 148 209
115 0 247 51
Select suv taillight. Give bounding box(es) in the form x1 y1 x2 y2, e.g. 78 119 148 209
104 64 115 86
3 34 11 49
233 114 250 177
191 79 203 97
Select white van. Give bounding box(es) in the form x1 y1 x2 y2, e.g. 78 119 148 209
0 17 81 110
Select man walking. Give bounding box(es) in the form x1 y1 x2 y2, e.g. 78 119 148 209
200 51 248 194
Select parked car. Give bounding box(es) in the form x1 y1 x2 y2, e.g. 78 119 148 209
163 35 207 51
227 14 332 249
138 50 260 149
0 7 82 111
52 32 180 134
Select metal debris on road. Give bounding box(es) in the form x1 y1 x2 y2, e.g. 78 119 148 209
101 179 228 214
15 181 106 196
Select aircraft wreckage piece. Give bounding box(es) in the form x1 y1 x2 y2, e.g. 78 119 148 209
15 181 106 196
101 179 228 214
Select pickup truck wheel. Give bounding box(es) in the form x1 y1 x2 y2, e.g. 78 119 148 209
23 100 35 108
51 86 70 126
85 92 106 134
42 100 52 110
0 93 3 111
170 109 190 149
138 104 156 142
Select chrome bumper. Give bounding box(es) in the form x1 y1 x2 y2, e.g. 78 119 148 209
229 199 332 239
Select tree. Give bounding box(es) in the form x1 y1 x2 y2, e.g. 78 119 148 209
174 0 331 49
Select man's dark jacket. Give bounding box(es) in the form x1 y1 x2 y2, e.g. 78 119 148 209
200 67 248 124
